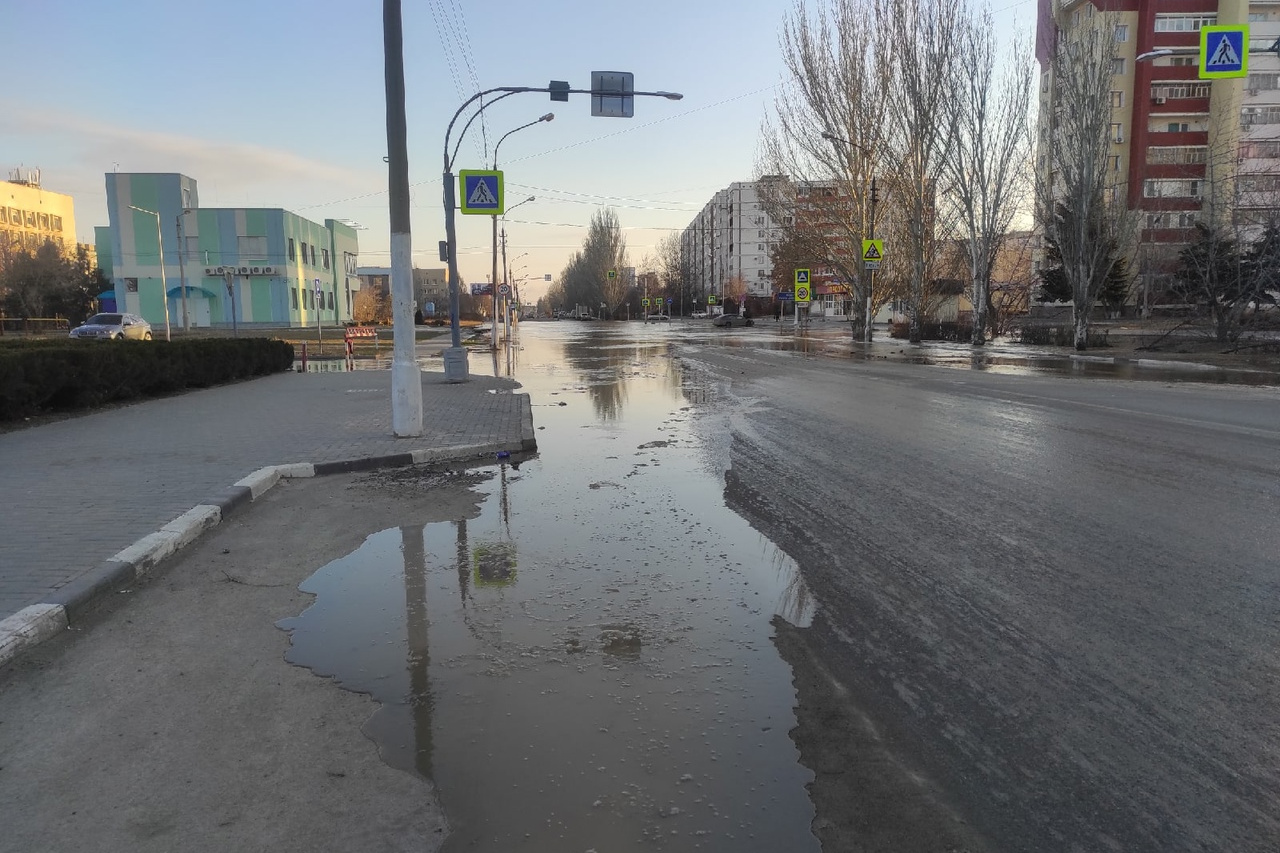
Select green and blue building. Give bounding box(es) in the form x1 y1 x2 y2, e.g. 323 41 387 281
100 172 360 329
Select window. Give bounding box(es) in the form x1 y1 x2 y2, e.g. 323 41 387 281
1165 122 1190 132
1110 155 1122 171
1110 90 1124 108
1148 146 1208 164
327 292 334 310
1170 57 1195 67
1115 24 1128 42
1241 106 1280 126
1238 175 1280 193
1154 14 1216 31
39 213 49 230
24 211 35 227
288 238 296 261
291 288 298 310
310 245 316 266
1240 140 1280 159
238 236 267 256
125 278 139 292
1247 73 1280 92
1111 58 1125 75
322 248 330 269
1248 12 1269 23
0 208 6 224
1111 123 1124 142
1144 179 1201 198
50 215 62 232
1151 83 1211 100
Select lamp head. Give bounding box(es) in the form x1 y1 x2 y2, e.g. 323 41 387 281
540 113 555 122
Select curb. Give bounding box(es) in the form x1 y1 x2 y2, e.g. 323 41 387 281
1 397 537 670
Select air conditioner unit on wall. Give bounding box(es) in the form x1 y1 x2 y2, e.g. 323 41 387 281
204 266 216 276
238 266 250 275
1153 97 1166 105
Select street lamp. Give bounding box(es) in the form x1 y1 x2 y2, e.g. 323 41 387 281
128 205 171 341
176 207 196 331
440 78 684 383
490 111 548 349
820 132 879 342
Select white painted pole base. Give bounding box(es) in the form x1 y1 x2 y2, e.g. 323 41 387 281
391 359 424 436
442 346 469 383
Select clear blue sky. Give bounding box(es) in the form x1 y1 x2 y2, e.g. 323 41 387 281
1 0 1033 304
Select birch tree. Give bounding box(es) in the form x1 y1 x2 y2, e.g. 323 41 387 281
945 5 1035 345
1038 11 1138 350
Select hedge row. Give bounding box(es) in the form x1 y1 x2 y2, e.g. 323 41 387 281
0 338 295 422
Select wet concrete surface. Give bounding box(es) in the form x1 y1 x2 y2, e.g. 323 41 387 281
279 324 820 851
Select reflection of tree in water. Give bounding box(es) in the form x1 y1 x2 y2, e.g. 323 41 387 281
401 524 433 778
559 329 662 420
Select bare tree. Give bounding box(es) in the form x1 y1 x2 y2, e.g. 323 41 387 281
880 0 961 343
757 0 896 342
558 208 628 317
1038 10 1138 350
945 4 1035 345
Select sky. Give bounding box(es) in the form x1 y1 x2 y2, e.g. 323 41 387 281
2 0 1033 305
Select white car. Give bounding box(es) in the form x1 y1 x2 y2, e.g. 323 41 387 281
690 311 709 319
69 313 153 341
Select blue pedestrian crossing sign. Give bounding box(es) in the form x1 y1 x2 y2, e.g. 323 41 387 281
1200 25 1248 79
459 170 504 214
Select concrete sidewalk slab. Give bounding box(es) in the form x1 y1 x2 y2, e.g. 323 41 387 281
0 362 536 667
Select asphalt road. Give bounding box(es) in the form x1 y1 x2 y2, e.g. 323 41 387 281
678 339 1280 852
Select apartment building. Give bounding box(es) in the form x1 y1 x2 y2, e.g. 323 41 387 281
0 168 78 256
681 178 790 303
1037 0 1277 300
103 173 360 329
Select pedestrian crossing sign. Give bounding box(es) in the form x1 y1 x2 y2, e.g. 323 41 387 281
1200 26 1248 79
459 170 504 214
795 268 810 285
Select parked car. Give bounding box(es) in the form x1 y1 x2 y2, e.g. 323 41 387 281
69 313 153 341
690 311 709 319
712 313 754 328
645 313 669 322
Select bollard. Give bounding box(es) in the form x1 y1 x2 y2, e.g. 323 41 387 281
301 342 308 372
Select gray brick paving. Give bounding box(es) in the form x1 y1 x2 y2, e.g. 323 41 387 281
0 364 534 620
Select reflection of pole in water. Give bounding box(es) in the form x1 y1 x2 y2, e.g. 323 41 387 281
401 525 433 778
455 517 470 605
499 463 511 535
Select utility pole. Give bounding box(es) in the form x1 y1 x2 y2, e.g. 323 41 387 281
384 0 423 435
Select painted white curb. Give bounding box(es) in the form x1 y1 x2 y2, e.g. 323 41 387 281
0 604 68 668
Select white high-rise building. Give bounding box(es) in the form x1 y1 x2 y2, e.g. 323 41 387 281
682 178 789 302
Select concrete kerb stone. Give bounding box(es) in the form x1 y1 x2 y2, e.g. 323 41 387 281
1 439 537 671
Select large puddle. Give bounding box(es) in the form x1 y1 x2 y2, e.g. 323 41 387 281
278 326 820 851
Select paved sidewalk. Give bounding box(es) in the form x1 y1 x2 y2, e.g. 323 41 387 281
0 361 535 661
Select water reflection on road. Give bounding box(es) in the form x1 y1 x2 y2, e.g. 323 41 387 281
280 323 819 852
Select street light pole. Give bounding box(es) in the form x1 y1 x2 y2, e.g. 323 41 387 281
442 80 683 381
128 205 170 342
491 115 552 350
176 208 194 331
384 0 422 434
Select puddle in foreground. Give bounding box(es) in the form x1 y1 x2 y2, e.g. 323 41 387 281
278 330 820 852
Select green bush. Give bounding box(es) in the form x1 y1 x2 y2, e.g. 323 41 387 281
1012 325 1110 348
0 338 294 422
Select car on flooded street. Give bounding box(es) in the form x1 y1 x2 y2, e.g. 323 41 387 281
69 313 153 341
712 313 754 327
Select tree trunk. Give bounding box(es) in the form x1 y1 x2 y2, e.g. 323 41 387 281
971 276 989 346
1073 306 1090 350
909 306 922 344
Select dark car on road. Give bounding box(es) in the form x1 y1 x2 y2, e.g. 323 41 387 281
69 313 153 340
712 313 754 328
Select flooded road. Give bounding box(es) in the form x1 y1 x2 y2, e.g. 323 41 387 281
279 323 821 851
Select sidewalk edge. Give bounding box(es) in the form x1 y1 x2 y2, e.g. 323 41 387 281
3 432 538 671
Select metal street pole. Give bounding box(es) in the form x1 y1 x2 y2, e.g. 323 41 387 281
384 0 423 432
491 116 551 350
129 205 170 341
175 212 190 332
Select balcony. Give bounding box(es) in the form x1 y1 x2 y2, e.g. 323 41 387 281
1145 130 1209 146
1147 97 1210 114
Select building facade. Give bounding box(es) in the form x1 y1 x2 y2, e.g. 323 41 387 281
105 173 360 329
356 266 449 315
1036 0 1274 302
681 179 789 304
1 168 78 256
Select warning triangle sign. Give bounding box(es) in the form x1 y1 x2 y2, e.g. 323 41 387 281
468 179 498 206
863 243 882 260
